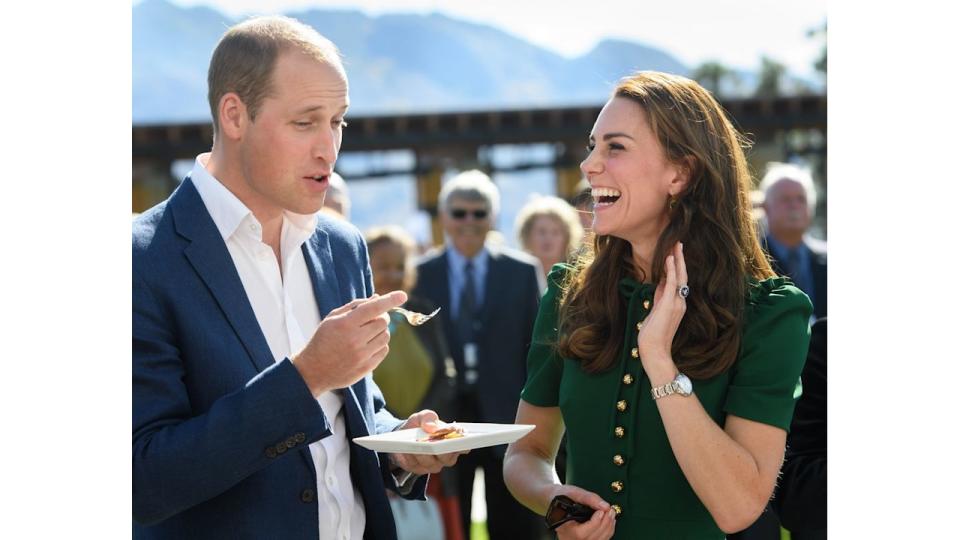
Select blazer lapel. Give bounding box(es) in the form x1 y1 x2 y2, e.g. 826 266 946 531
302 229 342 318
430 251 455 344
172 179 275 373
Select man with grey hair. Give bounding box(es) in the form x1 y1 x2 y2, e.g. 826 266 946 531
413 170 545 539
760 162 827 319
133 16 462 540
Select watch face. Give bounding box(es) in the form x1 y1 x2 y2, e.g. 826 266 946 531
676 374 693 395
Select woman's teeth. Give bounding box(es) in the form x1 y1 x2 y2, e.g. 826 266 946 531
592 187 622 207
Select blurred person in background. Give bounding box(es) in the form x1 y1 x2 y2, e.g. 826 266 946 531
503 71 812 539
760 162 827 319
366 225 465 540
773 317 827 540
413 170 545 540
515 195 585 282
322 171 351 220
569 177 595 232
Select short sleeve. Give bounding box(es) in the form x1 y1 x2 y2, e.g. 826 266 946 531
519 264 572 407
723 279 813 431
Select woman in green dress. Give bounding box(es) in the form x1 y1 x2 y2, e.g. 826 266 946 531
503 71 812 539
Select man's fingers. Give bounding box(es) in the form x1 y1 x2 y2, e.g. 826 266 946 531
360 314 391 344
328 297 371 317
349 291 407 321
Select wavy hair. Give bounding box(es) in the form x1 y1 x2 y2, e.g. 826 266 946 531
556 71 775 379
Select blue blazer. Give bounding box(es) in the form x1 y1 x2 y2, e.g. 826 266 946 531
133 179 424 539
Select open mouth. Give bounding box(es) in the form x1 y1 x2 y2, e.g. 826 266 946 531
592 187 622 208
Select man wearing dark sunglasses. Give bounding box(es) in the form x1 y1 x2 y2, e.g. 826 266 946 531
413 170 546 539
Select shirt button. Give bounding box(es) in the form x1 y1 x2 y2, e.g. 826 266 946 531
249 224 258 232
616 400 628 412
300 488 315 503
613 454 625 466
611 504 622 516
630 348 639 359
611 480 623 493
643 299 651 310
636 321 643 331
614 426 625 438
622 374 634 385
326 475 335 487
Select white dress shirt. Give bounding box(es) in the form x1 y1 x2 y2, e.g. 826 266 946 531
190 154 364 540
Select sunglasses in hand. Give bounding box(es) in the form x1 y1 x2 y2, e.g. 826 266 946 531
544 494 596 530
449 208 489 220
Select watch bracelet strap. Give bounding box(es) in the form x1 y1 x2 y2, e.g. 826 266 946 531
651 381 678 400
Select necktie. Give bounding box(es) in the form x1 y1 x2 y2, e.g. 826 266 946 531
458 261 477 345
786 248 800 280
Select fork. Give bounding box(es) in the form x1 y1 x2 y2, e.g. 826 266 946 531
390 306 441 326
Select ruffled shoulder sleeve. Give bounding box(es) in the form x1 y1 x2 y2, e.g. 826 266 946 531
520 263 574 407
723 277 813 431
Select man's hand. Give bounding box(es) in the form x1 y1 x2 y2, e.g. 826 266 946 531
292 291 407 396
389 410 468 475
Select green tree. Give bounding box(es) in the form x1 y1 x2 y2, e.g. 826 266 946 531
755 56 787 98
691 61 737 96
807 21 827 77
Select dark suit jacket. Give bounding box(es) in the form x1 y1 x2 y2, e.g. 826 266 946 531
132 179 424 540
765 235 828 319
773 317 827 539
411 245 543 427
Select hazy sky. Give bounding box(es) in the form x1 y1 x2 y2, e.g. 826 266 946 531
157 0 827 79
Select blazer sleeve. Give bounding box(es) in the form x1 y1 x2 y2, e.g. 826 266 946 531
132 268 331 526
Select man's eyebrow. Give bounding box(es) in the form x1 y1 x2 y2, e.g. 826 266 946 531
294 104 349 115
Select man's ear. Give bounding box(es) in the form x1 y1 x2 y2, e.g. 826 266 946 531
217 92 247 141
669 155 696 196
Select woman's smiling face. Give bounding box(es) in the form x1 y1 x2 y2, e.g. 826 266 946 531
580 96 684 244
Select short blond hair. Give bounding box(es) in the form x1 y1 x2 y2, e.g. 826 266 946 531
514 195 584 260
207 15 344 136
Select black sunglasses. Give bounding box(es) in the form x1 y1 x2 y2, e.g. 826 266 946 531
449 208 489 220
544 495 595 530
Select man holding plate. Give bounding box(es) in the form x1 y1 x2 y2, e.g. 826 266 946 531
133 16 463 540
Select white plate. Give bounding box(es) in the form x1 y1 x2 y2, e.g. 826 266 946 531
352 423 535 455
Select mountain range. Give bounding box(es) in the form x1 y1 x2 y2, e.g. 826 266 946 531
133 0 699 123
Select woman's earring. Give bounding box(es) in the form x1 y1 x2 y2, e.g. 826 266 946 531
669 197 678 210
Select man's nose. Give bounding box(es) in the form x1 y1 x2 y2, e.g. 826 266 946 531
312 127 338 163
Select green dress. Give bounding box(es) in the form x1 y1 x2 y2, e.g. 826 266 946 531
521 264 812 539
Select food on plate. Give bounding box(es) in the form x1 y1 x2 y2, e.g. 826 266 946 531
416 420 466 442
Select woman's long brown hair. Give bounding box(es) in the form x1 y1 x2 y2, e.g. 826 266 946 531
556 71 775 379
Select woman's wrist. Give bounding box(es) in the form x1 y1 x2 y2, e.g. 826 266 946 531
538 482 564 514
641 351 678 386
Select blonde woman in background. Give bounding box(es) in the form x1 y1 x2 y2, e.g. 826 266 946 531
515 195 585 282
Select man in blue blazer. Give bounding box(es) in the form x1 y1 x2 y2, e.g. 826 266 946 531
133 16 461 539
